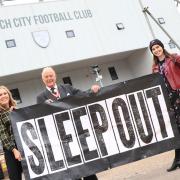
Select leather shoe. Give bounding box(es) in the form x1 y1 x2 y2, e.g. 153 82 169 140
167 160 179 172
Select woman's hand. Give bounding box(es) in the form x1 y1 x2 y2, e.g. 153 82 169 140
45 99 54 103
12 148 22 161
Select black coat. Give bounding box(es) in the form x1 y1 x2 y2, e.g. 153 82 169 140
36 84 83 104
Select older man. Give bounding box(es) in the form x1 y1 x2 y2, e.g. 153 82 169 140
37 67 100 104
37 67 99 180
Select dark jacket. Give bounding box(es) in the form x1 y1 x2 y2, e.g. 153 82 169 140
36 84 84 104
0 110 16 151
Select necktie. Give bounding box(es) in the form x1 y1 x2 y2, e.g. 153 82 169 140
50 87 56 95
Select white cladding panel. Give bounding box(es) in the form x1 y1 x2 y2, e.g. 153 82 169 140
141 0 180 44
85 0 152 53
0 0 151 76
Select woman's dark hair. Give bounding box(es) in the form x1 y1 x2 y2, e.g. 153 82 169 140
152 49 172 65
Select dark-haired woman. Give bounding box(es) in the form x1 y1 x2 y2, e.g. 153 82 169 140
149 39 180 172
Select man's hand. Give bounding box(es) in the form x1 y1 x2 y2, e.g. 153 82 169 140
91 84 100 93
45 99 54 103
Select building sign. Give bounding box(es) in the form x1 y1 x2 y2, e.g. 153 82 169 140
11 74 180 180
0 9 93 30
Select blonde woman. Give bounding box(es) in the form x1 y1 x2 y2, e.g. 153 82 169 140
0 86 22 180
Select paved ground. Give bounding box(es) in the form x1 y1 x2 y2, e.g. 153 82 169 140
97 150 180 180
3 150 180 179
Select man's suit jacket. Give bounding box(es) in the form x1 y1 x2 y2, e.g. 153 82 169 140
36 84 83 104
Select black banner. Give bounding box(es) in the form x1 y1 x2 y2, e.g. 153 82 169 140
11 74 180 180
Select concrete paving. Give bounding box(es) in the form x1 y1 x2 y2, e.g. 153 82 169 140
97 150 180 180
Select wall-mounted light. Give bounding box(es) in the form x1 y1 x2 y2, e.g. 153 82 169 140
90 65 103 87
5 39 16 48
158 17 165 24
168 39 176 49
116 23 125 30
66 30 75 38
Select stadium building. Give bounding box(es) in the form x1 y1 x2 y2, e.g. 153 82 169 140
0 0 180 108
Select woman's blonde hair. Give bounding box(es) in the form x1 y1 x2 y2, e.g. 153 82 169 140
0 86 16 111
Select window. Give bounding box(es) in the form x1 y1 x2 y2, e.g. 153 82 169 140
10 88 22 104
158 17 165 24
5 39 16 48
66 30 75 38
63 76 72 85
108 67 118 80
116 23 125 30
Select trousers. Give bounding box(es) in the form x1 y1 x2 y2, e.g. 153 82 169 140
4 149 22 180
